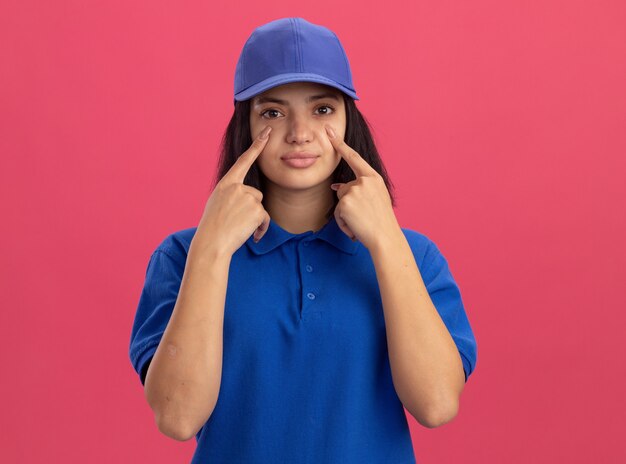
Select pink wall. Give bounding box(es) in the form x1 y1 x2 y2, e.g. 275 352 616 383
1 1 624 462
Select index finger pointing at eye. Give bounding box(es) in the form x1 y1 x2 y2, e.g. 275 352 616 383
324 125 375 178
228 126 272 184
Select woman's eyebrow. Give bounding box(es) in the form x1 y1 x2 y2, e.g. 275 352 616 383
254 93 340 105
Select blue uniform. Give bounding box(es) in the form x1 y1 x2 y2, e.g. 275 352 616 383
129 215 477 463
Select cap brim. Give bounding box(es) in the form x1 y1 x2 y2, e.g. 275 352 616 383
234 73 359 103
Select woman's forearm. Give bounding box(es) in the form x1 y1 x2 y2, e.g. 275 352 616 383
144 236 231 441
370 230 465 428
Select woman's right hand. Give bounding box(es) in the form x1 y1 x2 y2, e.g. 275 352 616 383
192 125 273 258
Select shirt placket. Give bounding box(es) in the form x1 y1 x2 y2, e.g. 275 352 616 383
297 238 319 322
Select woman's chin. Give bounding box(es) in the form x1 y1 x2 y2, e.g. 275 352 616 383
273 177 334 191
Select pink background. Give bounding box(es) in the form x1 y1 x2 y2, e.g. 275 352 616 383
2 1 625 462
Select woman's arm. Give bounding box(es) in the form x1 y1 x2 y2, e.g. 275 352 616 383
370 230 466 429
144 237 231 441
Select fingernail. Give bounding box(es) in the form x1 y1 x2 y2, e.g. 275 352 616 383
259 126 272 139
325 126 336 138
330 183 341 190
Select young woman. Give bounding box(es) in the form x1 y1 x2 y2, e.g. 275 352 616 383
129 17 477 464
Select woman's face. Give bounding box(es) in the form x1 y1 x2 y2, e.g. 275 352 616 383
249 82 347 191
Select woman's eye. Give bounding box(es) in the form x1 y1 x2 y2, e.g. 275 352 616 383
316 105 335 115
261 109 282 119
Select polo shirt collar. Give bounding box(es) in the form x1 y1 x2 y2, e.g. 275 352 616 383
245 215 359 256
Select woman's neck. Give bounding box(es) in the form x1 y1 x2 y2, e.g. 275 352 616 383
262 182 335 234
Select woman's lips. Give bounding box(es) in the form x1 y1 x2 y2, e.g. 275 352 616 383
281 157 318 168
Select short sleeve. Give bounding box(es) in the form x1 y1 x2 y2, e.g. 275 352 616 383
128 246 185 386
421 240 478 382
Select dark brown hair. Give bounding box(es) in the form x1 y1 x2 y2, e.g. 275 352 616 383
212 91 397 220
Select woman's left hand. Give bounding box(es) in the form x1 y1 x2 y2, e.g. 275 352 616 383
325 125 401 251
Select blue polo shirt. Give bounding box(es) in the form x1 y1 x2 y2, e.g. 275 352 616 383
129 215 477 463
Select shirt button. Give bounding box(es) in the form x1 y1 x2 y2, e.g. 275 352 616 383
306 265 313 272
303 241 310 247
307 292 316 300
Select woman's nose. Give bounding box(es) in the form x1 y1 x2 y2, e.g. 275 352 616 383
286 114 313 144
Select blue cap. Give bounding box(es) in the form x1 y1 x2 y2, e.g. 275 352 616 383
233 17 359 104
